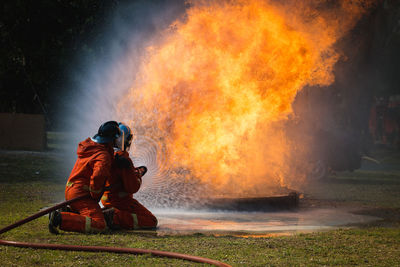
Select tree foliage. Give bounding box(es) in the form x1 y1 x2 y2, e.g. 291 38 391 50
0 0 398 131
0 0 121 126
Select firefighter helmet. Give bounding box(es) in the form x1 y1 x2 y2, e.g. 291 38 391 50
92 121 121 144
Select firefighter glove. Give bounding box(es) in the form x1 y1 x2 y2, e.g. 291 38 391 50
115 153 132 169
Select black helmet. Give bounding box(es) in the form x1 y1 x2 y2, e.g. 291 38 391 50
92 121 121 144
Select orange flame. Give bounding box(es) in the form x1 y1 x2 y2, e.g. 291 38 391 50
119 0 375 197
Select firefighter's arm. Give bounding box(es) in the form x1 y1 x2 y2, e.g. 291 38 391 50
114 151 133 169
115 151 142 194
90 152 112 200
121 167 142 194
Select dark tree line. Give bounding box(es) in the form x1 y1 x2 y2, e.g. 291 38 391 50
0 0 399 133
0 0 124 126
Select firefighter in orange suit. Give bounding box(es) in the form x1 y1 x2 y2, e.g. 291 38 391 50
48 121 121 234
102 123 157 230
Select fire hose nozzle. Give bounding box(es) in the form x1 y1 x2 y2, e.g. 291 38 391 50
138 166 147 176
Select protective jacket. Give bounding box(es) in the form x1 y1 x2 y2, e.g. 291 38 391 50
101 150 142 206
65 138 114 201
101 151 157 229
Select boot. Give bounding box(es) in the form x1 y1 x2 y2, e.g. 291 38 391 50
48 210 61 234
60 205 74 213
103 208 120 230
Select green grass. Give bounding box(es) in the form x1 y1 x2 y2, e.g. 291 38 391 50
302 147 400 209
304 170 400 208
46 131 75 151
1 149 400 266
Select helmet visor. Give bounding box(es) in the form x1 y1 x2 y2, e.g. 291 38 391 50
114 131 125 151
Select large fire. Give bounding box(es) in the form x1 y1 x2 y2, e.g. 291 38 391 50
118 0 374 198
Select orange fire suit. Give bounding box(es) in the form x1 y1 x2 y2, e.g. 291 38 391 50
101 151 157 229
60 138 114 233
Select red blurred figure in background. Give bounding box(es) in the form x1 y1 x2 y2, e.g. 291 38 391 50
369 96 400 148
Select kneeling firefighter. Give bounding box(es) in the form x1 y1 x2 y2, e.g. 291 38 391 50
49 121 121 234
102 122 157 230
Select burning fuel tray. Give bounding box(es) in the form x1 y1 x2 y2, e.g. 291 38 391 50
200 192 299 211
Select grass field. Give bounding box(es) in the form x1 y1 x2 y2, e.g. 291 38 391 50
0 147 400 266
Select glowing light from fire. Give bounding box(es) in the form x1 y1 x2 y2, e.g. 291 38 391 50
119 0 374 197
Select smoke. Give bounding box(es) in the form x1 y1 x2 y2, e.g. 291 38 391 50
64 0 376 208
62 1 185 170
64 1 184 136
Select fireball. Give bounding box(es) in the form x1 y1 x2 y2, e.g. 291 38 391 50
118 0 374 197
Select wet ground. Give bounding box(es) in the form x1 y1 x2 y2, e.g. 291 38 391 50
153 207 380 236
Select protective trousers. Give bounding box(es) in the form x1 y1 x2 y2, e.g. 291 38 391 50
107 198 157 230
60 198 106 233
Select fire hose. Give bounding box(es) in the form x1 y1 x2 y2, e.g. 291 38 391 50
0 195 231 267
